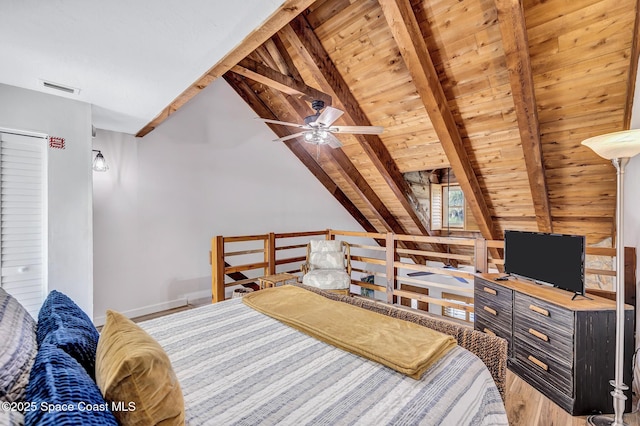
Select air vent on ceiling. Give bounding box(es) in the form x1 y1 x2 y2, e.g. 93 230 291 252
40 79 80 95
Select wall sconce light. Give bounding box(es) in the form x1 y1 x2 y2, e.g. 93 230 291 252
92 149 108 172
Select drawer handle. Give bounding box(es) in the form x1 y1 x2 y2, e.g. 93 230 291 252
528 328 549 342
483 287 497 295
529 304 549 317
527 355 549 371
483 306 497 316
483 328 496 337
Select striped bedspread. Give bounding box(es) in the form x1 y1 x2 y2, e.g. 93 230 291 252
140 298 508 426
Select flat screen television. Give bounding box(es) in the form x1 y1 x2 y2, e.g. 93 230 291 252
504 230 586 296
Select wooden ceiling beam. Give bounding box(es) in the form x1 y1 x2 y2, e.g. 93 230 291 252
495 0 553 233
135 0 316 138
263 35 303 80
231 57 332 106
262 43 428 254
282 15 436 239
378 0 498 241
222 71 377 234
276 91 439 265
280 96 402 232
259 37 448 263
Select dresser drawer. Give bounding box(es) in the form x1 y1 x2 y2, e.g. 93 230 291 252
514 292 574 334
475 280 512 327
475 278 513 305
475 303 510 334
475 315 512 351
514 320 573 364
514 336 573 396
513 318 573 369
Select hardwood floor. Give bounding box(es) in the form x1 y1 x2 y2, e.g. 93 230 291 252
131 302 639 425
506 370 640 425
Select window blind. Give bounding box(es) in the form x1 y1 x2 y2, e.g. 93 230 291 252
430 183 442 230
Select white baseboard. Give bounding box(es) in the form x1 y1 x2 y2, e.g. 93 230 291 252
183 289 212 304
93 297 188 327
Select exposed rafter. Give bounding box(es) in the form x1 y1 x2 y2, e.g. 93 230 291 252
378 0 498 241
495 0 552 233
136 0 316 138
231 57 331 105
281 15 437 239
130 0 633 249
263 34 302 80
252 47 405 235
278 94 410 233
222 71 377 234
245 46 442 264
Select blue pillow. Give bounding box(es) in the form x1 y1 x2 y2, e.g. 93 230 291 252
24 343 117 425
37 290 99 379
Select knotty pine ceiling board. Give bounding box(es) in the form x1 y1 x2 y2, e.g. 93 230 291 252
321 12 442 175
228 0 638 246
304 0 353 29
302 0 449 236
526 0 635 245
413 0 527 236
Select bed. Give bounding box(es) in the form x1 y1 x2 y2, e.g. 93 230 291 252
139 285 509 425
1 284 508 426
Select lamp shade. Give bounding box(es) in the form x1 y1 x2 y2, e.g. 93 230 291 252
92 151 108 172
581 129 640 160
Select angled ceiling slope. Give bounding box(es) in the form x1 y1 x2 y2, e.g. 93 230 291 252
141 0 640 249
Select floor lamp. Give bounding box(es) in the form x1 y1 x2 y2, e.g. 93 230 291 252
582 129 640 426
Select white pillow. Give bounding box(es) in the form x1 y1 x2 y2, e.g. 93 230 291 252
309 251 344 270
310 240 342 253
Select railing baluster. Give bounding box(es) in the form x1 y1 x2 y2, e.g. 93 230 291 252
209 229 630 314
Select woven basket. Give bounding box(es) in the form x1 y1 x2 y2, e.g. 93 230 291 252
232 288 254 299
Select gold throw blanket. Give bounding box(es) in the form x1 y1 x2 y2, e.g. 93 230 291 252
243 285 457 379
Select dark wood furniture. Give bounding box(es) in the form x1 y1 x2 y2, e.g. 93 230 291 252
474 273 634 416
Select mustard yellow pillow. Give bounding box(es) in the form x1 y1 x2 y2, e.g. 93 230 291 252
95 310 184 426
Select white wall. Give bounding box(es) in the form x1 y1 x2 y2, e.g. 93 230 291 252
629 64 640 292
0 83 93 316
624 62 640 396
626 156 640 285
92 79 362 323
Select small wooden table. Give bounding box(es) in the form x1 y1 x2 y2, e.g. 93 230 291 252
258 273 299 289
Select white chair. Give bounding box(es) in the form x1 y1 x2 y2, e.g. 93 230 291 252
301 240 351 296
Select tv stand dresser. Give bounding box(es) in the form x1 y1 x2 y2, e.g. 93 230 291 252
474 273 634 415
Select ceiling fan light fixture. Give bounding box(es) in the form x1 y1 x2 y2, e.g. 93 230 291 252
258 99 383 149
303 129 330 145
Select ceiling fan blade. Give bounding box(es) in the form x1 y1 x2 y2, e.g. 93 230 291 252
257 118 307 129
315 106 344 127
326 133 343 149
273 132 305 142
330 125 384 135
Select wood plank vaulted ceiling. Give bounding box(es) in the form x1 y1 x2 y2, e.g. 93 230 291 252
139 0 640 250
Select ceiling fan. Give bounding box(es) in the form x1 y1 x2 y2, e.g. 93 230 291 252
258 100 383 148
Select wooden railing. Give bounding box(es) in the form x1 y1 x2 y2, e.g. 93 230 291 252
210 229 634 322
